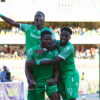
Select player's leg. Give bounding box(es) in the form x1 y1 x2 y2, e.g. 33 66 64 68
49 92 60 100
27 84 36 100
64 70 79 100
35 84 45 100
46 84 60 100
57 82 68 100
27 89 36 100
25 61 36 100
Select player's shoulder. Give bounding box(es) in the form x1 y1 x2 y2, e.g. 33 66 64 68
63 42 72 49
20 23 33 27
21 24 34 30
43 27 54 32
65 42 74 51
66 42 72 47
69 42 74 48
68 42 73 46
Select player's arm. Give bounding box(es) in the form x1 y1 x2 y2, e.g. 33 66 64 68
25 62 36 87
28 51 64 66
40 56 63 65
47 63 60 85
36 45 72 65
25 48 36 87
0 14 20 28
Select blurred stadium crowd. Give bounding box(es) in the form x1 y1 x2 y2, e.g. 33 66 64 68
0 45 25 59
0 23 100 37
0 44 99 60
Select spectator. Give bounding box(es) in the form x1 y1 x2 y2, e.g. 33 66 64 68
0 68 2 81
1 66 11 82
81 72 88 99
81 72 84 80
6 46 11 53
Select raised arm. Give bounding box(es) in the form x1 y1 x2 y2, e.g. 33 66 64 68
0 14 20 28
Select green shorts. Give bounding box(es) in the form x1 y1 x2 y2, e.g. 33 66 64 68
34 83 58 100
27 89 36 100
58 70 79 100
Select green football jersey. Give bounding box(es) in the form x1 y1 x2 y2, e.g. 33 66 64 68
20 24 56 53
27 45 58 83
57 41 76 78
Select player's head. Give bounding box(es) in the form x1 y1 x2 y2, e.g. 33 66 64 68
82 72 84 75
41 30 52 48
34 11 45 26
3 65 7 71
60 27 72 45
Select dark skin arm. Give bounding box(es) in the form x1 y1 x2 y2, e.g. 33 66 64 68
34 39 57 55
40 56 64 65
47 63 60 86
0 15 20 28
26 56 64 66
25 61 36 89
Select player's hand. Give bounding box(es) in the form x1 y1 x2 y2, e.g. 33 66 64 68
26 60 36 66
34 49 45 55
30 80 37 86
28 80 37 90
58 76 62 82
47 78 57 86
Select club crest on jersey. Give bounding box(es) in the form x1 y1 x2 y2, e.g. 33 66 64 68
48 51 52 55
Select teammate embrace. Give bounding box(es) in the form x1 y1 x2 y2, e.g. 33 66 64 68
0 11 79 100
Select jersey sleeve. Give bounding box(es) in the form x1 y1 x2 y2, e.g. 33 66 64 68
54 49 59 57
19 24 32 32
26 48 34 61
58 45 72 60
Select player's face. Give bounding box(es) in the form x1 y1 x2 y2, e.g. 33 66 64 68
34 12 44 26
42 34 52 48
3 67 6 71
60 31 71 45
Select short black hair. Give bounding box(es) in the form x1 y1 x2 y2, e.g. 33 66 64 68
61 27 72 35
36 11 45 18
41 30 52 38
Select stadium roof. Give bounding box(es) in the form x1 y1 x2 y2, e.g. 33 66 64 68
0 0 100 22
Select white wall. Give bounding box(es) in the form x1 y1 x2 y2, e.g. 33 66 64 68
0 0 100 21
